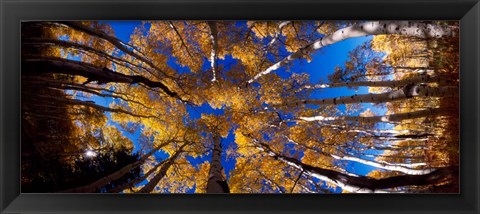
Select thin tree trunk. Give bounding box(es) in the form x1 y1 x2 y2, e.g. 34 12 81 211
257 142 457 193
330 154 431 175
109 159 166 193
285 84 457 107
38 95 159 119
287 137 429 174
313 123 430 140
23 38 157 76
264 21 291 52
207 21 218 82
23 56 181 99
206 133 230 193
168 21 194 59
247 21 455 84
298 74 451 89
58 142 170 193
52 21 172 79
299 108 449 123
137 143 187 193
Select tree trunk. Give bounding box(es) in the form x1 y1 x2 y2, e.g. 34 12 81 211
286 84 457 107
137 144 187 193
58 142 169 193
299 74 451 89
286 137 429 174
257 142 458 193
330 154 431 175
248 21 455 84
51 21 170 78
23 56 180 99
207 21 218 82
264 21 291 52
109 159 166 193
299 108 449 123
23 38 155 75
206 133 230 193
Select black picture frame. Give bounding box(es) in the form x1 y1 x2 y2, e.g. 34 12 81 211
1 0 479 213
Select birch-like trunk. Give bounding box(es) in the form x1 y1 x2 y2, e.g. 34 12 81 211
52 21 170 78
24 56 180 99
206 133 230 193
257 142 457 193
247 21 455 84
23 38 158 76
312 123 428 139
264 21 291 52
297 74 451 90
287 137 429 174
207 21 218 82
330 154 431 175
58 142 169 193
299 108 449 123
109 159 166 193
285 84 457 107
137 144 187 193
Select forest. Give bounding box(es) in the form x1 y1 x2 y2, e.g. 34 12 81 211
21 20 459 193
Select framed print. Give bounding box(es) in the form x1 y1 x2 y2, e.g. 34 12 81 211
1 0 479 213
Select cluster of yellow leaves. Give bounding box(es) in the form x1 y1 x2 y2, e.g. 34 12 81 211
282 23 309 53
199 114 230 138
148 21 204 72
249 21 279 39
234 129 256 157
231 40 263 76
153 157 196 193
204 83 247 110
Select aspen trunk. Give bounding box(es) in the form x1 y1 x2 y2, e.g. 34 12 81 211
286 137 429 174
58 142 169 193
248 21 455 84
264 21 291 51
207 21 218 82
23 56 180 98
137 144 187 193
330 154 431 175
299 108 449 123
286 84 457 107
257 142 457 193
109 159 166 193
23 38 155 74
298 74 451 90
206 133 230 193
52 21 168 77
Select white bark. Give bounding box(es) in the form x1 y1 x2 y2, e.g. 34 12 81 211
296 74 450 91
287 137 429 175
248 21 455 84
299 108 449 124
286 84 457 106
264 21 291 52
330 154 432 175
207 21 218 82
137 145 186 193
255 141 453 193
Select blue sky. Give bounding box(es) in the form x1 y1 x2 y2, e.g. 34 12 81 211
84 21 389 192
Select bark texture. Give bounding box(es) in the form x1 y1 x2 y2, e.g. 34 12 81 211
286 84 457 107
248 21 455 84
206 134 230 193
138 144 187 193
257 142 457 193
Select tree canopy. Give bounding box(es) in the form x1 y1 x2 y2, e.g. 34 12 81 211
21 20 459 193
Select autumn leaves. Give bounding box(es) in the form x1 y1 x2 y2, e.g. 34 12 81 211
21 20 459 193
